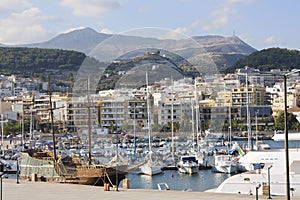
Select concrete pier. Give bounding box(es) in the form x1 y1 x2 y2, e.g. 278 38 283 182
2 179 299 200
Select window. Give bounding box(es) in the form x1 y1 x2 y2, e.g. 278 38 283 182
244 178 250 181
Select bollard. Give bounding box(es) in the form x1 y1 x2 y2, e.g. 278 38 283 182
31 173 37 182
123 179 129 189
104 183 110 191
262 182 269 195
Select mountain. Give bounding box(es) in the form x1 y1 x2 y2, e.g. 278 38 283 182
21 27 257 70
25 27 111 54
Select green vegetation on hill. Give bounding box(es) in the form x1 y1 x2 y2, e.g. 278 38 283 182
96 52 193 91
225 48 300 73
0 47 86 76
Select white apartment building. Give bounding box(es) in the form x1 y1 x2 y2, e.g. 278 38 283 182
66 96 98 132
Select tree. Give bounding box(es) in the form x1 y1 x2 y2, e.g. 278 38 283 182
231 118 239 131
274 111 299 131
166 121 180 133
3 121 21 136
294 121 300 131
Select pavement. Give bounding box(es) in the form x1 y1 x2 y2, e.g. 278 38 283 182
2 178 300 200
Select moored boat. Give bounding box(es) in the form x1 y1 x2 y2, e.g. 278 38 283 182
211 154 238 174
272 130 300 141
214 148 300 196
177 155 199 174
19 150 127 186
139 159 162 176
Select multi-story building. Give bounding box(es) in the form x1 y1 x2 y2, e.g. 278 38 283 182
99 98 126 129
157 93 182 126
231 85 270 107
200 106 239 130
127 98 148 129
66 96 98 132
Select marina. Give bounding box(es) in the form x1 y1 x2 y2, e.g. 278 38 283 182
3 136 300 193
0 2 299 200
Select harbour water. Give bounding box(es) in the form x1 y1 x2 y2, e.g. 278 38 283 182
126 169 231 191
124 139 300 192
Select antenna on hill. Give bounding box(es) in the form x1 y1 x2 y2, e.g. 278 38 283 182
233 29 235 37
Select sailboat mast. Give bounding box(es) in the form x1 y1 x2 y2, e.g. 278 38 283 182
194 82 200 148
133 105 137 158
246 73 252 150
146 71 152 156
191 99 195 149
171 78 174 161
48 76 57 161
229 104 232 148
87 77 92 165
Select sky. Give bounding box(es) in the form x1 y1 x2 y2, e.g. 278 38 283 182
0 0 299 50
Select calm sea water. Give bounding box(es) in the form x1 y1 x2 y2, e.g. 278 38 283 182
125 169 231 191
124 139 300 192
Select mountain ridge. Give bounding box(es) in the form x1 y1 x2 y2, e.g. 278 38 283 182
14 27 257 70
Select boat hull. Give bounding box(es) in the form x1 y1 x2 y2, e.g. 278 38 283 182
178 164 199 174
211 165 237 174
215 171 300 196
139 161 162 176
19 151 126 186
212 155 238 174
177 156 199 174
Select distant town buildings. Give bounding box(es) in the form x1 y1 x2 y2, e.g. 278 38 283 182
1 66 300 135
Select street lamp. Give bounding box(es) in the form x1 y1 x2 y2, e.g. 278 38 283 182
283 69 300 200
268 165 273 199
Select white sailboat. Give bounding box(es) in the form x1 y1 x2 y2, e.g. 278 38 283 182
139 71 162 176
162 80 178 170
139 153 163 176
176 84 200 174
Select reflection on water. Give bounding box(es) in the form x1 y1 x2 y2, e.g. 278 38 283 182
125 140 300 191
125 170 231 191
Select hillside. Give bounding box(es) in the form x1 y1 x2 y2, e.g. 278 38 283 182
96 52 191 91
0 46 86 77
225 48 300 73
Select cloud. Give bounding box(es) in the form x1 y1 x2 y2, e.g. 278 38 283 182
168 0 255 35
202 6 233 31
0 7 54 44
168 20 203 38
59 0 121 17
174 27 188 35
202 0 255 31
264 36 283 46
0 0 31 13
159 28 189 40
239 34 252 43
61 26 87 34
100 28 113 34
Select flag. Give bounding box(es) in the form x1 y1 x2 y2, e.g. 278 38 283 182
237 145 245 156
